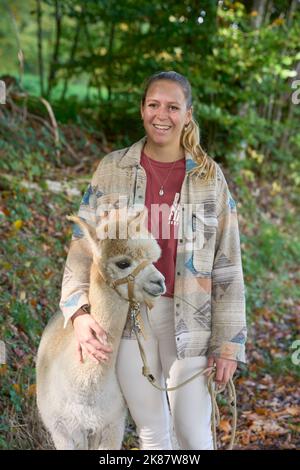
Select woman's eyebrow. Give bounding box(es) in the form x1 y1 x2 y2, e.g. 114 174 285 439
146 98 181 105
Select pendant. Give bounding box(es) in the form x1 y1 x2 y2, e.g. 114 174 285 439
159 187 164 196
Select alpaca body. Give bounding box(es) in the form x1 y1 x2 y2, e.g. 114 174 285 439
36 276 129 449
36 210 165 449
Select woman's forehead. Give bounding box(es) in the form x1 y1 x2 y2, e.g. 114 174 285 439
146 80 186 103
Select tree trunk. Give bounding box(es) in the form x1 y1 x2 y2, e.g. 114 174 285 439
107 21 116 103
36 0 44 96
251 0 268 29
47 0 62 98
271 0 299 124
82 15 102 101
60 18 81 100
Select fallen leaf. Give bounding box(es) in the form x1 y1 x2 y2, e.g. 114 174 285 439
219 419 232 433
0 365 7 376
27 384 36 397
12 384 22 394
13 219 23 230
255 407 270 416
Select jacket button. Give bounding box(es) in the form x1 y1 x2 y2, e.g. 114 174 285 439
177 272 180 275
176 303 180 307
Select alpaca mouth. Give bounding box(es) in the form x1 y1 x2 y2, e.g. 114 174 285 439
143 287 162 297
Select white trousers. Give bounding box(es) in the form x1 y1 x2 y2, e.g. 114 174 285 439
116 296 213 450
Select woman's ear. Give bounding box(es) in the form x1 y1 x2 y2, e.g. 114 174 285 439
186 106 193 124
140 101 144 121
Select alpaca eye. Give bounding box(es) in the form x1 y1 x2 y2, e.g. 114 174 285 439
116 260 131 269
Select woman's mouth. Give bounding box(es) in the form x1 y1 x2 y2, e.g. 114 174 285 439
152 124 172 134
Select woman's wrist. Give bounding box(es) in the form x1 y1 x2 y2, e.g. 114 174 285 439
71 304 90 325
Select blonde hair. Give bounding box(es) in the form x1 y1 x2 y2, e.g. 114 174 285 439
141 70 216 181
181 117 216 181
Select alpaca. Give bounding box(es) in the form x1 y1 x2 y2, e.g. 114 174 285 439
36 207 166 450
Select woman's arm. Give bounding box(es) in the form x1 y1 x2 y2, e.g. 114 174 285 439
58 161 113 363
59 181 98 328
208 165 247 365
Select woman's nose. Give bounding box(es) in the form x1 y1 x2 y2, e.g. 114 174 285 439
156 107 169 119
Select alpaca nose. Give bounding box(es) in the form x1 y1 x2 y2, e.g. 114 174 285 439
150 279 165 293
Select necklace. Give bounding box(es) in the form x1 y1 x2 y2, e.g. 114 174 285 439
145 153 180 196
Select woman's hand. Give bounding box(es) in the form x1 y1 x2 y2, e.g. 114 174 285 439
206 356 237 386
72 313 113 364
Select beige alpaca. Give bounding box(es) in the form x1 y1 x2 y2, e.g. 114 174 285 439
36 208 165 449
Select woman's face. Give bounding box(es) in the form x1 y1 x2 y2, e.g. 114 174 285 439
140 80 192 146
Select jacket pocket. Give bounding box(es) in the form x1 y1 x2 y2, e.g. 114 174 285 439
192 212 217 274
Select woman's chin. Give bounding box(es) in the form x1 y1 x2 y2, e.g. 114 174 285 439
147 132 173 145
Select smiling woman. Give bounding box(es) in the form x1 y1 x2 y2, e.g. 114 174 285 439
140 80 192 161
57 70 247 450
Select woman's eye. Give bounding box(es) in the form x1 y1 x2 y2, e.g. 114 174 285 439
148 104 178 110
116 260 131 269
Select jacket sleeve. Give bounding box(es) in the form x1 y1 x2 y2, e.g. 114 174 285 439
208 165 247 364
59 164 104 328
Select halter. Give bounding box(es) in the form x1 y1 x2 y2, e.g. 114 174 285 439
97 259 151 338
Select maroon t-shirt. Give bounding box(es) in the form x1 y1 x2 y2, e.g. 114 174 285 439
140 150 185 297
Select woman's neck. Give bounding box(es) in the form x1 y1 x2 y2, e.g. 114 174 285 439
143 140 185 163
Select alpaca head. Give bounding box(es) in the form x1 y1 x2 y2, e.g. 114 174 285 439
67 207 166 307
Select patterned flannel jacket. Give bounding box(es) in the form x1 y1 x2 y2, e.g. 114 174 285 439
59 135 247 364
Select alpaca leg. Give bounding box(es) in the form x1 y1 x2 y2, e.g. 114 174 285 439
88 431 102 450
97 419 125 450
50 422 88 450
50 422 76 450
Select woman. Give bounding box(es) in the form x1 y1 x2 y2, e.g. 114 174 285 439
59 71 247 450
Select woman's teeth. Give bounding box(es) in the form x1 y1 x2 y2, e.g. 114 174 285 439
153 124 171 131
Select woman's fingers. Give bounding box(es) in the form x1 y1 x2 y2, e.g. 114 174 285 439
90 320 108 344
81 342 109 363
75 336 113 363
215 363 225 384
222 368 231 385
89 323 113 352
86 336 113 353
73 315 113 363
203 356 216 376
207 357 215 368
215 361 237 385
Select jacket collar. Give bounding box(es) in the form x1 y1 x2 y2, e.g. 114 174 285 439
118 135 201 176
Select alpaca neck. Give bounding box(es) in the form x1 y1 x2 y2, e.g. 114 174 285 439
88 262 130 344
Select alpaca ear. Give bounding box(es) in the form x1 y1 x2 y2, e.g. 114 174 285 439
97 206 129 240
66 214 101 259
